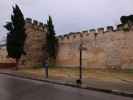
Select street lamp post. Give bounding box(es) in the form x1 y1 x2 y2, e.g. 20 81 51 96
76 41 87 85
76 43 83 85
79 43 82 80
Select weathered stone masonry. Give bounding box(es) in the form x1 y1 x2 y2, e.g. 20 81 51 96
56 25 133 69
1 18 133 69
20 18 48 67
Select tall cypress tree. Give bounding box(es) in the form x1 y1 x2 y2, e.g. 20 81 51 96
46 16 58 64
4 4 26 70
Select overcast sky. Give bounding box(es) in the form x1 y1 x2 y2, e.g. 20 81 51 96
0 0 133 42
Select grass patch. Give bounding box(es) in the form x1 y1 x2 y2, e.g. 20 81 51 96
32 64 43 69
17 67 133 83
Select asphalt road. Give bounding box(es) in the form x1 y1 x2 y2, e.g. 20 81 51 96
0 74 132 100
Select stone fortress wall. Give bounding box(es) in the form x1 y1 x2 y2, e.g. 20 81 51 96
19 18 48 67
1 17 133 69
56 25 133 69
0 46 15 63
0 46 7 63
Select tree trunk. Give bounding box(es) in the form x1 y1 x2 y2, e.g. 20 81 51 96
49 58 56 67
15 59 19 70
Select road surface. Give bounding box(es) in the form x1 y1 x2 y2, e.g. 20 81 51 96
0 74 132 100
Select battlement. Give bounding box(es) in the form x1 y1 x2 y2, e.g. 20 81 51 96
57 24 133 42
25 18 47 32
97 27 104 33
89 29 96 33
25 18 133 43
107 26 114 32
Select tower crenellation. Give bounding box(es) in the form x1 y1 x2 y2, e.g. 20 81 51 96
97 27 104 33
25 18 47 32
82 30 88 33
57 23 133 43
25 18 32 23
89 29 96 33
106 26 114 32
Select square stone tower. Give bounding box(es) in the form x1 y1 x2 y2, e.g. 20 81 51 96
20 18 48 68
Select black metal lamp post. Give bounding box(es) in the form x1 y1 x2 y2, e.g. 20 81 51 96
76 41 87 85
76 43 83 85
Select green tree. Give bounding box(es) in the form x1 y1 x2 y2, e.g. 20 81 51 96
120 16 128 24
46 16 58 65
4 5 26 70
120 15 133 31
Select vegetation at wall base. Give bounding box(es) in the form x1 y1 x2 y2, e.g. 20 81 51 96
32 64 43 69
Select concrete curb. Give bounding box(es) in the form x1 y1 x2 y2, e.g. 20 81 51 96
0 72 133 98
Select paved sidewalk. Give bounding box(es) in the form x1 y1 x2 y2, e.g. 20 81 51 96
0 69 133 97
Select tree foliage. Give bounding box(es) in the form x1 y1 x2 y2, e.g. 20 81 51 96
120 15 133 31
120 16 128 24
4 5 26 64
46 16 58 61
120 15 133 25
